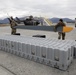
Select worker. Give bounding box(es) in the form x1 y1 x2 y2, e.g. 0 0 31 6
55 19 66 40
8 16 17 35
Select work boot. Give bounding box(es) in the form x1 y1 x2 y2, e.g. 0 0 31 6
62 37 65 40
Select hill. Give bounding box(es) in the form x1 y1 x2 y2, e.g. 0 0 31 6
0 18 9 24
49 17 75 23
0 17 75 24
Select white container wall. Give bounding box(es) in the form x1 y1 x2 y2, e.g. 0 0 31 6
0 35 75 71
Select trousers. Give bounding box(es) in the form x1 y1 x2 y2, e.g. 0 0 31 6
58 32 65 40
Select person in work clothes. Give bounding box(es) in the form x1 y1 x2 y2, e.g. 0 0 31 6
55 19 66 40
8 16 17 35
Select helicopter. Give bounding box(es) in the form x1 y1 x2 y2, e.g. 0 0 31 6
15 15 40 26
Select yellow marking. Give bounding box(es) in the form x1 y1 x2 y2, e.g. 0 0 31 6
43 17 52 26
63 26 73 32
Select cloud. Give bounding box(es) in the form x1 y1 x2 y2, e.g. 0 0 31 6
0 0 76 19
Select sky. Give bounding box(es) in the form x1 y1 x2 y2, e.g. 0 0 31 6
0 0 76 19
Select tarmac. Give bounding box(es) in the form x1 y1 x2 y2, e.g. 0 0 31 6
0 24 76 75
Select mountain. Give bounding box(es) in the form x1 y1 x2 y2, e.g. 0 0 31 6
0 17 25 24
63 18 75 23
0 18 9 24
49 17 75 23
0 17 75 24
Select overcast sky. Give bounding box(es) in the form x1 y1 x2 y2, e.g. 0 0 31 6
0 0 76 19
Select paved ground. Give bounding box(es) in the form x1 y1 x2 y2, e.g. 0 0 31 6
0 25 76 75
0 65 14 75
